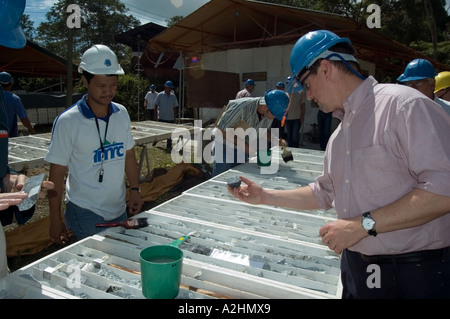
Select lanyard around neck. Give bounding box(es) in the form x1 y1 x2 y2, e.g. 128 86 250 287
94 115 109 156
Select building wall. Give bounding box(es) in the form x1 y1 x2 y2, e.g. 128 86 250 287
198 44 375 136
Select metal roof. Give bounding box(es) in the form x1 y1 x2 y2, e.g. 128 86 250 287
148 0 449 76
0 41 77 78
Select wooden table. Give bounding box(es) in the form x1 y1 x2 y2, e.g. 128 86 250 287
7 121 195 181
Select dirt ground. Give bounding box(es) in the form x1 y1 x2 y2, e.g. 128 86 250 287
5 134 210 272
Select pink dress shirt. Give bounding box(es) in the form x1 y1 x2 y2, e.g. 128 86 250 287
310 76 450 255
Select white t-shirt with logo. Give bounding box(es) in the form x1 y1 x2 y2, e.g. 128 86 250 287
45 95 135 220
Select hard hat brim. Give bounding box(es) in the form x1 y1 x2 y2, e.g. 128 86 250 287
0 25 26 49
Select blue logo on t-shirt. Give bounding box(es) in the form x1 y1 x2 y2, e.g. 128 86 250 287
93 142 125 163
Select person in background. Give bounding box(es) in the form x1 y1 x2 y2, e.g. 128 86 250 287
0 0 54 279
144 84 158 121
434 71 450 102
284 77 306 148
45 44 144 244
397 59 450 116
236 79 255 99
212 89 289 177
229 30 450 299
0 72 35 137
316 107 332 151
154 80 179 150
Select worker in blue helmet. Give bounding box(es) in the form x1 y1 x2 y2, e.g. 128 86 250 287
0 0 54 279
397 59 450 116
229 30 450 299
212 89 288 176
236 78 256 99
154 80 179 149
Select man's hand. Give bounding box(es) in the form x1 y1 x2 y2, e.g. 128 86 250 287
319 216 368 254
227 176 264 205
128 191 144 215
0 192 28 210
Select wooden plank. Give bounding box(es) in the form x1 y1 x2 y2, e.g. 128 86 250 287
6 121 194 172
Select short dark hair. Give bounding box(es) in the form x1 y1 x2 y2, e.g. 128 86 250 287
82 70 117 83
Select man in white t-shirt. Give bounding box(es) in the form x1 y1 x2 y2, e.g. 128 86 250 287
144 84 158 121
45 44 144 243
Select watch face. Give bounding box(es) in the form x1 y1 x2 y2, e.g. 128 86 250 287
362 217 375 230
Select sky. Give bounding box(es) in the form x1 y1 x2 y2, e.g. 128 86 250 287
23 0 210 28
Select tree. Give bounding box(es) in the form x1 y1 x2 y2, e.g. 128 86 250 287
36 0 141 66
166 15 184 27
21 14 36 42
261 0 450 66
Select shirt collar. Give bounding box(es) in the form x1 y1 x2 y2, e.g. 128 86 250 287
77 94 120 119
333 76 378 121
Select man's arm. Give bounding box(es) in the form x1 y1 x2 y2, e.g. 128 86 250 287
20 117 35 135
125 148 144 215
47 163 69 244
154 104 158 120
320 188 450 254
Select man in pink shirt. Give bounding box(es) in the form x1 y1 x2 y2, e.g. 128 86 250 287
229 30 450 299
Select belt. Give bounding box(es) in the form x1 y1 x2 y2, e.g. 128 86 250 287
360 248 445 264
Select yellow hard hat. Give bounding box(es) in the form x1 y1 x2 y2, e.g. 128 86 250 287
434 71 450 93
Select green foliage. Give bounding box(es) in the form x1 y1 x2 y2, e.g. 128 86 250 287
20 14 36 41
113 74 147 121
410 40 450 66
260 0 450 62
35 0 140 63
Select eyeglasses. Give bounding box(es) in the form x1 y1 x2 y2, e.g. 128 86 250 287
296 60 321 91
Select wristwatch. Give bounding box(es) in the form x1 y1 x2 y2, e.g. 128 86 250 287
361 212 377 236
130 187 141 193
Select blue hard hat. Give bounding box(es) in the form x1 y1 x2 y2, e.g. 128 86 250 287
0 72 13 85
0 0 27 49
285 76 302 93
397 59 437 83
164 80 174 88
276 81 285 88
150 84 156 90
287 30 352 92
264 89 289 121
245 79 255 86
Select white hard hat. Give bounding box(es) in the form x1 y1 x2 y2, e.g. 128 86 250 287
78 44 124 75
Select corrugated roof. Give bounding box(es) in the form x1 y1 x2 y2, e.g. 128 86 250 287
149 0 449 75
0 40 77 78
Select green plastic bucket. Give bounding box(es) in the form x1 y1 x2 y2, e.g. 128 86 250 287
140 244 183 299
